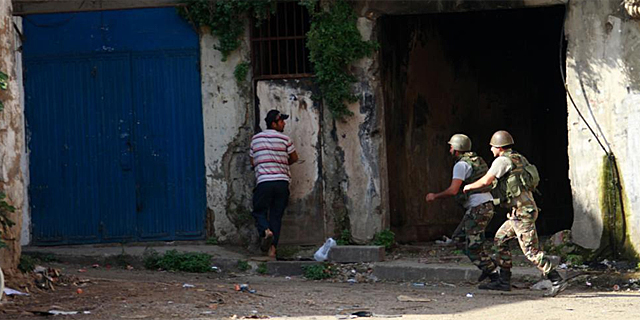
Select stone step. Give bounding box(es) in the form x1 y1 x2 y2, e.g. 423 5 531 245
328 245 385 263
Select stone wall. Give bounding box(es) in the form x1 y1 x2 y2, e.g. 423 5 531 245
566 0 640 255
0 0 25 273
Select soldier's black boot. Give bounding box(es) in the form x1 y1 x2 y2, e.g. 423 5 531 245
544 269 568 297
477 258 498 282
479 269 511 291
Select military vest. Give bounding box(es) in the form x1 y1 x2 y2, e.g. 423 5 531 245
491 150 540 207
454 152 492 205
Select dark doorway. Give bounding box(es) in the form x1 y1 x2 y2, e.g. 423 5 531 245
380 6 572 243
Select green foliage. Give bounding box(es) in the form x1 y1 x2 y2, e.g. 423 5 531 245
302 263 334 280
257 262 268 274
143 249 212 273
336 228 351 245
304 0 377 119
18 254 37 273
565 254 585 266
237 259 251 272
178 0 275 61
372 229 395 250
0 192 16 249
0 71 7 90
0 71 7 111
234 61 250 85
206 236 219 245
599 154 636 259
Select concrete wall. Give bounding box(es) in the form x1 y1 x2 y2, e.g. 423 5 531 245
566 0 640 255
335 17 389 243
201 14 389 245
0 0 25 272
255 80 325 245
200 23 256 245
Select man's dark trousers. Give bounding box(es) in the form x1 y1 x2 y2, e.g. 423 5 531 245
252 180 290 247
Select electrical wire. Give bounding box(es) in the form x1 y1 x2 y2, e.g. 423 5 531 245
558 2 626 258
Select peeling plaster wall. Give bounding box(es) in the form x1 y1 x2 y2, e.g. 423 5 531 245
200 23 255 244
15 16 28 246
255 80 324 244
199 13 389 246
0 0 25 272
566 0 640 252
334 17 388 243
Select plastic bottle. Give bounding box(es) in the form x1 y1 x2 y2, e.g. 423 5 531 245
314 238 337 261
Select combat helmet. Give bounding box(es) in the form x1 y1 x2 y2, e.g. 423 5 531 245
490 130 514 147
448 134 472 152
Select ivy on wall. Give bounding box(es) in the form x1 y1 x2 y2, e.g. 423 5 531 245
177 0 275 61
178 0 377 120
0 71 15 248
302 0 377 119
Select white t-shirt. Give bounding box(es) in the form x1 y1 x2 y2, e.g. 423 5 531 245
453 161 493 209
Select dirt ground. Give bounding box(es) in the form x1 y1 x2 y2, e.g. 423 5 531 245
2 260 640 320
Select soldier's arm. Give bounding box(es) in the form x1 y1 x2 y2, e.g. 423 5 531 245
463 173 495 193
426 179 463 202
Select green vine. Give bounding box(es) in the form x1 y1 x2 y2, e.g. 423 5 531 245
0 70 15 248
0 70 8 111
234 61 250 85
304 0 377 119
179 0 376 120
178 0 275 61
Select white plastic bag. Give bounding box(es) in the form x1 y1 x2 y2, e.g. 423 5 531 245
314 238 337 261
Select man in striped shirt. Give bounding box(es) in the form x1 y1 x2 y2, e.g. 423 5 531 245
250 110 299 258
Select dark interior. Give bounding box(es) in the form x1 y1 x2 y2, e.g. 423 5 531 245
380 6 573 243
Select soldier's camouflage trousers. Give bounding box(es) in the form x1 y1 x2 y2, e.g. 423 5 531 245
495 204 553 275
463 201 497 274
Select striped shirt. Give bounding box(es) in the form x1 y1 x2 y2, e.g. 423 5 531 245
250 129 296 184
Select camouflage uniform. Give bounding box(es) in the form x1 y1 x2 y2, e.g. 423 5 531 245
454 152 496 274
463 201 496 272
491 152 552 276
494 199 553 275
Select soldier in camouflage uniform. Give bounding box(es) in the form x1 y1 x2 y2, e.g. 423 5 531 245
463 130 567 297
426 134 497 281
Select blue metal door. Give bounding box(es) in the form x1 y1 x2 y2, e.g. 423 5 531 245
24 8 205 244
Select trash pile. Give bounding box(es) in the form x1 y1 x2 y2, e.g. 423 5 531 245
33 265 81 291
583 275 640 292
329 263 379 284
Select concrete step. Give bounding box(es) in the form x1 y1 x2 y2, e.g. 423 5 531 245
328 245 385 263
23 244 549 283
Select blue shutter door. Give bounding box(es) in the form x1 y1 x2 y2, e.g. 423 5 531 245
24 8 205 244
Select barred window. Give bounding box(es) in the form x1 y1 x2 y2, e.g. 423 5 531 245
250 1 313 79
